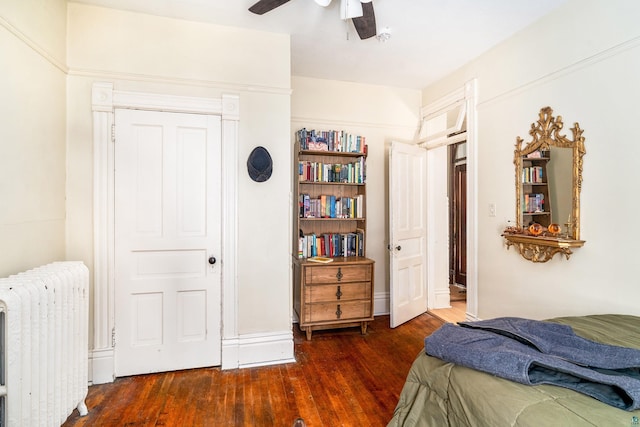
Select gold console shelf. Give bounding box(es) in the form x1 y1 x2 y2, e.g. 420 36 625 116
503 233 585 263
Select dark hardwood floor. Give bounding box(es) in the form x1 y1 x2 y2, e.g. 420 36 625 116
63 313 443 427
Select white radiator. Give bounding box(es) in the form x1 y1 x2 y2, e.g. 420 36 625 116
0 261 89 426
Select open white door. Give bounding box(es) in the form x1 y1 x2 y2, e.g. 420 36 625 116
389 141 428 328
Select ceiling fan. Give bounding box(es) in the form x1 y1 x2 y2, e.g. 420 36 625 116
248 0 377 40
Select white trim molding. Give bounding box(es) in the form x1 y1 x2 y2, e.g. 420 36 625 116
71 68 291 96
464 79 479 322
91 82 116 384
0 15 68 73
91 82 241 383
228 331 296 369
420 86 466 119
220 94 241 370
374 291 390 315
421 79 478 321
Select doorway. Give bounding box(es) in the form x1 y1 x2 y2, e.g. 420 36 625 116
421 80 477 323
91 83 242 383
449 142 467 314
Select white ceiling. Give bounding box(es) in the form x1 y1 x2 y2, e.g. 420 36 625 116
71 0 568 89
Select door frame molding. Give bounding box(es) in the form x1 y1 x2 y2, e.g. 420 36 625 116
90 82 240 383
420 79 478 321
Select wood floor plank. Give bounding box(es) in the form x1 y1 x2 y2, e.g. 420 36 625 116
429 300 466 323
63 313 443 426
283 362 323 424
219 369 236 425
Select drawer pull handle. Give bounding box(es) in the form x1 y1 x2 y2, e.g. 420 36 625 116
336 286 342 300
336 304 342 319
336 268 343 281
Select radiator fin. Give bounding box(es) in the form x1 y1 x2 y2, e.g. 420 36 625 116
0 261 89 426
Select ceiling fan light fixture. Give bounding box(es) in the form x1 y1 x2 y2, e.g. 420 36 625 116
376 27 391 42
340 0 363 20
314 0 332 6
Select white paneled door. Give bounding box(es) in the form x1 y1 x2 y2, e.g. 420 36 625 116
389 141 428 328
114 109 222 376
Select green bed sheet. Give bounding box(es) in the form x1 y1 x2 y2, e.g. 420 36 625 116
388 314 640 427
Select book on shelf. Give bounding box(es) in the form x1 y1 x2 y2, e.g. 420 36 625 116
298 159 366 184
356 227 365 255
307 256 334 263
523 193 545 213
297 128 367 154
299 194 363 219
522 166 544 183
298 230 365 259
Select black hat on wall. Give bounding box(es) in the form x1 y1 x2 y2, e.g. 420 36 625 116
247 146 273 182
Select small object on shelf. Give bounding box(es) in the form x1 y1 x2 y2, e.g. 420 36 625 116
308 138 328 151
564 216 576 238
307 256 334 263
502 225 524 235
547 223 561 235
528 223 543 236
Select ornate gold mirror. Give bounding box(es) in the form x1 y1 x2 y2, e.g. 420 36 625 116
503 107 586 262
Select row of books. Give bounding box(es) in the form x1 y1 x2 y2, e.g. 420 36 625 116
522 166 544 184
298 231 365 259
297 128 367 154
298 158 365 184
523 193 546 213
299 194 364 219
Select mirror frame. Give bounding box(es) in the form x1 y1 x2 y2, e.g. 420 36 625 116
503 106 586 262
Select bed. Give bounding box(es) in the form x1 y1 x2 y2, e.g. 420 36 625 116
388 314 640 427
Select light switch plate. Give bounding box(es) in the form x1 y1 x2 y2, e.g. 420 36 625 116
489 203 496 217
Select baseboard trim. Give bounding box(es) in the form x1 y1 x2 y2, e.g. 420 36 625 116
91 331 295 380
222 330 295 370
90 348 115 385
432 287 452 309
374 291 390 315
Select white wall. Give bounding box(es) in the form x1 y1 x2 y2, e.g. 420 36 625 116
422 0 640 319
5 0 416 378
291 76 421 313
0 1 67 277
65 2 293 362
11 0 636 367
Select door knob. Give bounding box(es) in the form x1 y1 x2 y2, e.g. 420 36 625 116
208 256 217 265
387 244 402 251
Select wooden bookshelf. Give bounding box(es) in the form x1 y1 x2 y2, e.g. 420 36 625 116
521 153 552 227
293 128 374 340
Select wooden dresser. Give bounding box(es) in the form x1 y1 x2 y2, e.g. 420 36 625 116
294 257 374 340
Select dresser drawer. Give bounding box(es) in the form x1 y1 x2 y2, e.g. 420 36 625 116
304 282 371 303
306 264 372 284
303 301 371 323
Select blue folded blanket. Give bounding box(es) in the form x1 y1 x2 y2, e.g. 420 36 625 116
425 317 640 410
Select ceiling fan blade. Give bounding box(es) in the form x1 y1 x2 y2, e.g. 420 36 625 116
352 2 376 39
249 0 292 15
340 0 363 19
